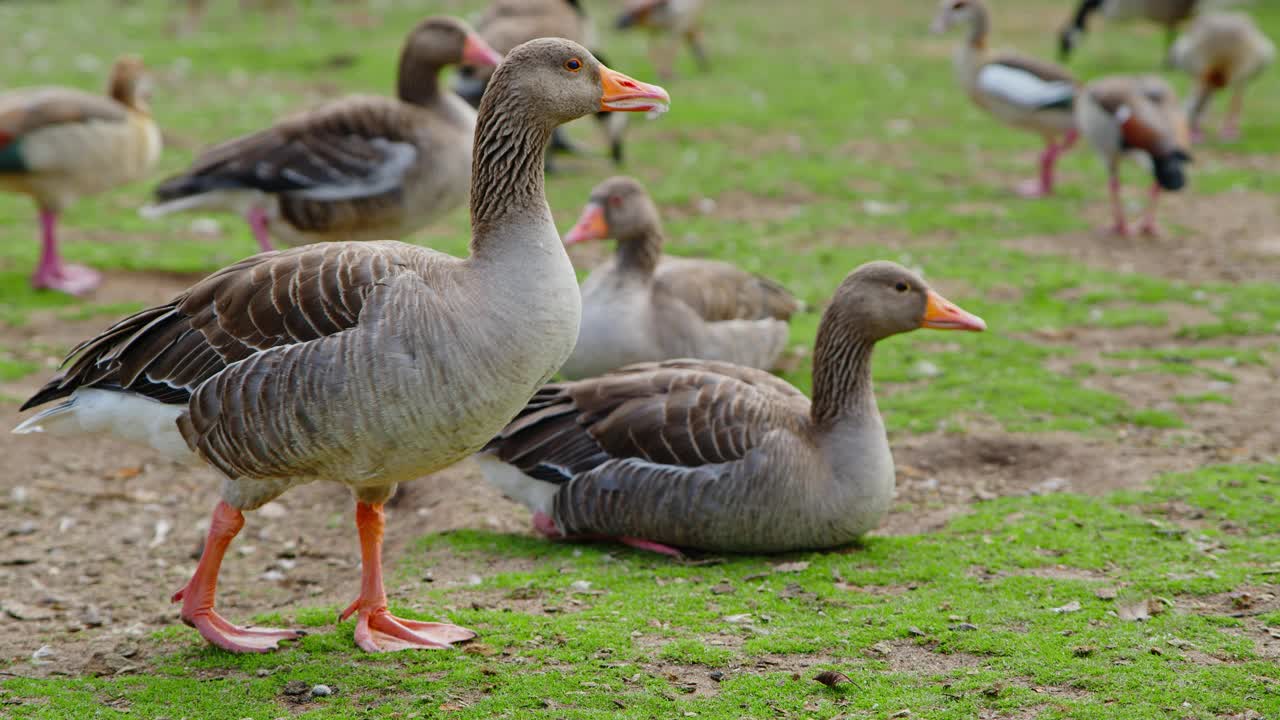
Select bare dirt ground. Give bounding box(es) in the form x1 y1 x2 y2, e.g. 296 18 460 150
3 185 1278 682
1012 189 1280 284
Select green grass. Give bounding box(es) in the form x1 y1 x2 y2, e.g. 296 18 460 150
2 0 1279 717
5 465 1278 719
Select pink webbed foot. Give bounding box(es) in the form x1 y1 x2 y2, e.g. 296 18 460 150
171 587 303 653
1220 124 1241 142
619 537 685 559
531 512 684 558
31 263 101 295
1138 221 1162 238
340 602 475 652
1108 221 1131 238
1015 179 1050 199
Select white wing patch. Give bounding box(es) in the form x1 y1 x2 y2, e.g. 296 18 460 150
295 137 418 202
978 64 1074 110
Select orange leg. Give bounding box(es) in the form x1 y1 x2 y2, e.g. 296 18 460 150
1139 183 1162 237
172 501 303 653
339 502 476 652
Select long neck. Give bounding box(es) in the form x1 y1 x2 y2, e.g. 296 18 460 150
468 88 556 256
968 5 990 50
809 310 876 429
615 224 662 277
397 54 445 106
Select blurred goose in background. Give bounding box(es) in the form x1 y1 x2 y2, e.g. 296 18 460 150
559 176 800 379
142 16 502 252
1077 75 1191 237
615 0 710 79
0 56 161 295
454 0 629 167
15 39 669 653
1059 0 1200 64
932 0 1079 199
1171 12 1274 142
177 0 294 35
478 261 986 557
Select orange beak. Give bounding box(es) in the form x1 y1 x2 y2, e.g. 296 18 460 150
564 202 610 245
462 33 503 67
599 66 670 113
921 290 986 331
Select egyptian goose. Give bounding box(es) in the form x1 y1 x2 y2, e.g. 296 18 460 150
478 261 985 556
0 56 161 296
142 17 503 253
1059 0 1200 63
931 0 1079 198
14 39 668 654
1172 12 1275 142
1077 75 1191 237
454 0 629 167
616 0 710 79
560 176 799 379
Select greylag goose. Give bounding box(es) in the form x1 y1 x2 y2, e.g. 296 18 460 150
1172 12 1275 142
931 0 1079 198
0 56 161 295
142 16 503 252
14 38 668 653
616 0 710 79
478 261 985 556
1059 0 1200 63
453 0 629 167
560 175 799 379
1077 75 1191 237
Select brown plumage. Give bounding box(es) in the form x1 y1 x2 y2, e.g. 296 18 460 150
616 0 710 79
1059 0 1200 63
931 0 1080 198
143 16 502 252
560 176 799 379
1076 75 1191 237
454 0 629 167
0 55 162 295
16 38 668 654
1172 12 1274 142
479 261 986 555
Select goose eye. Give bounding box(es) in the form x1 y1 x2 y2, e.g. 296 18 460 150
564 57 582 72
895 282 910 293
608 195 623 208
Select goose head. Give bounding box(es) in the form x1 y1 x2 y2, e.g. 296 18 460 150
401 16 503 77
930 0 982 34
109 55 152 112
564 176 659 245
482 38 669 130
827 261 986 342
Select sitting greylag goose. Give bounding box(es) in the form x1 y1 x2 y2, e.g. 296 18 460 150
1059 0 1200 64
1172 12 1275 142
142 16 503 252
616 0 710 79
0 56 161 295
932 0 1079 198
453 0 629 167
478 261 985 556
1077 75 1191 237
559 176 799 379
14 38 668 653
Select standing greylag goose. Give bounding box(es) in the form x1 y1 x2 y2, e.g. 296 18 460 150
453 0 629 167
1059 0 1200 63
478 261 985 556
14 39 668 654
616 0 710 79
559 176 799 380
1172 12 1275 142
1077 75 1191 237
0 56 161 295
932 0 1080 198
142 16 503 253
